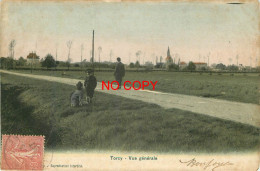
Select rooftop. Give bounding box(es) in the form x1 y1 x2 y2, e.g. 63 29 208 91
27 52 40 59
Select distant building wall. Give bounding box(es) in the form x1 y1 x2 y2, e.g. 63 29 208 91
193 62 207 70
26 52 40 65
179 62 187 70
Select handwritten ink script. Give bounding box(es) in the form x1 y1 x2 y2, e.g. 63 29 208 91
179 158 233 171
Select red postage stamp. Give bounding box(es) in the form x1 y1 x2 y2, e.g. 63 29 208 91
1 135 44 170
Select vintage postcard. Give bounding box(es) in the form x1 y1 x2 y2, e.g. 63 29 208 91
0 0 259 170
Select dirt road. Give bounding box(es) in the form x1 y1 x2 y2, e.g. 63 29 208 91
1 70 259 128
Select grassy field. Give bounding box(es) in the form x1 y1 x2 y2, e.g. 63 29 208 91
1 73 260 153
10 69 260 104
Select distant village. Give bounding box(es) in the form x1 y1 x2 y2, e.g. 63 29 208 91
1 46 259 72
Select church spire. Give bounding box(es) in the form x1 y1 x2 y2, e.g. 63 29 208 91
167 46 171 57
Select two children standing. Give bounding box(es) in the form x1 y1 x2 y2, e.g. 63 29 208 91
70 57 125 107
70 69 97 107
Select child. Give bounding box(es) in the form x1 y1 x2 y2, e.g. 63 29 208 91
70 81 84 107
84 69 97 104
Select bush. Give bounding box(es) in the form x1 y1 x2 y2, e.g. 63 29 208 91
16 57 27 66
187 62 196 71
135 61 140 68
129 63 135 68
227 65 238 71
41 54 56 69
168 63 179 71
216 63 226 70
200 67 207 71
0 57 15 69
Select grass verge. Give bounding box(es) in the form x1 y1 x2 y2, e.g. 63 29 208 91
1 73 260 153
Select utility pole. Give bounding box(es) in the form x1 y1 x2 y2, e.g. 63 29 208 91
34 41 37 69
9 40 16 69
98 46 102 71
143 52 145 65
110 50 113 63
92 30 95 72
30 51 33 73
90 50 92 62
66 40 72 70
81 44 84 71
250 56 252 68
55 43 58 70
236 55 239 66
207 52 210 67
129 53 131 64
98 46 102 63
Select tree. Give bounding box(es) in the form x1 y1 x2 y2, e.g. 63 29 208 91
81 44 84 66
98 46 102 63
17 57 26 66
129 62 135 68
0 57 6 69
66 58 72 70
168 63 179 71
236 55 239 66
226 65 238 71
67 40 72 70
1 57 15 69
9 40 16 58
216 63 226 70
109 50 113 62
228 58 233 65
136 50 142 63
200 66 207 71
8 40 16 69
135 61 140 68
41 54 56 69
187 62 196 71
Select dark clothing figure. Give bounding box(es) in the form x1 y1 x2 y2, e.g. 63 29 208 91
114 61 125 88
70 81 84 107
84 74 97 103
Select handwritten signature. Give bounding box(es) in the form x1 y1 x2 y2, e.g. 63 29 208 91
179 158 233 171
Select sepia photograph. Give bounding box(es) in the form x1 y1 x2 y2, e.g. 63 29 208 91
0 0 259 170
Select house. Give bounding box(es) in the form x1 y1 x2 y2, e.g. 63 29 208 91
27 52 40 65
179 61 187 70
238 64 244 71
193 62 207 70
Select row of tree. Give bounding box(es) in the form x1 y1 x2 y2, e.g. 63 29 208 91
1 54 259 72
0 54 118 70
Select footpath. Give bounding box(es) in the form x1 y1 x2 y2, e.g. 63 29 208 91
1 70 259 128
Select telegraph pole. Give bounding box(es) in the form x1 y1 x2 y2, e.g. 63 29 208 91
81 44 84 71
92 30 95 72
110 50 113 63
55 43 58 70
30 51 32 73
207 52 210 67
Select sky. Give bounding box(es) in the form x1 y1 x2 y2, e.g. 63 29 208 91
0 1 259 66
